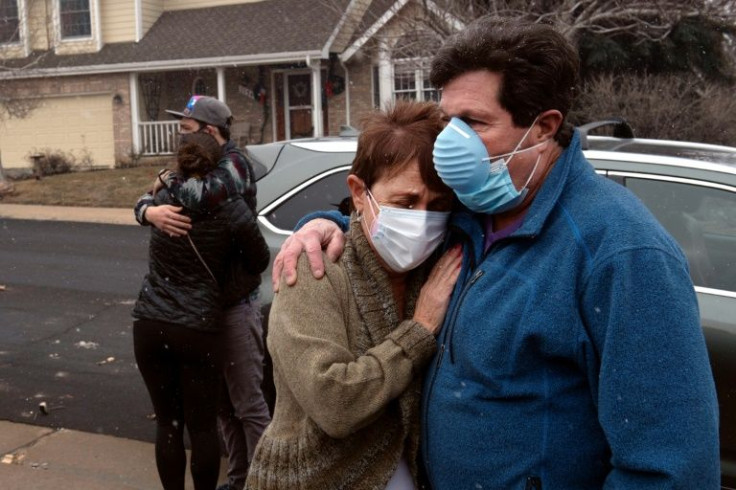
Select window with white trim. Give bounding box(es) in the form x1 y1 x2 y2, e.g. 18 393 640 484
392 61 439 102
0 0 20 44
59 0 91 39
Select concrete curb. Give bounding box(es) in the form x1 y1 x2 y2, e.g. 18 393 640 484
0 204 136 226
0 421 227 489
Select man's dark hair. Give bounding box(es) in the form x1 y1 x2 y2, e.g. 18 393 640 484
194 116 233 142
430 16 580 147
176 132 223 177
216 115 234 142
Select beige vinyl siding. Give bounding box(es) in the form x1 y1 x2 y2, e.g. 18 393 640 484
101 0 135 43
163 0 262 11
0 95 115 170
0 45 25 59
141 0 164 36
28 0 51 52
54 40 99 55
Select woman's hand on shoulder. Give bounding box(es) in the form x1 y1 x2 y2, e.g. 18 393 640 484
151 169 171 194
413 245 463 335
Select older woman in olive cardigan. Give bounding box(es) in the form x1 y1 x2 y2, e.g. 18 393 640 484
246 100 462 490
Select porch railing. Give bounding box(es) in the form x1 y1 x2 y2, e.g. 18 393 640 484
139 121 179 155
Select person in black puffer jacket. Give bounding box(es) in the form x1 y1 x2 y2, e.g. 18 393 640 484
132 132 270 490
133 96 272 490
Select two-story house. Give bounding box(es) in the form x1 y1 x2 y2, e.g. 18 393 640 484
0 0 449 174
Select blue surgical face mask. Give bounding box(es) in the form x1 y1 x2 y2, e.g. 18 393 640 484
433 117 547 214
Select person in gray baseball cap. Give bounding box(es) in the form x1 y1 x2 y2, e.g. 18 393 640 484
134 94 273 490
166 95 233 131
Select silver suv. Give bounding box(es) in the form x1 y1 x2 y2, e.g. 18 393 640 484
248 121 736 488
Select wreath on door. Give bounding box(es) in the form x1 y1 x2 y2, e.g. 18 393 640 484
292 80 309 100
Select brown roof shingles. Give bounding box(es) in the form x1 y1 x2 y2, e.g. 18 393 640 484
4 0 348 72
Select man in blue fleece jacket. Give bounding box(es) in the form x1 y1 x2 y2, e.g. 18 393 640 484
273 16 720 489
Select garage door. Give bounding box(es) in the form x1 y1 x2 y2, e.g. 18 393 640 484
0 94 115 170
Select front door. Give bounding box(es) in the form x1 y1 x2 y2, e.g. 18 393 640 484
285 72 313 139
273 70 329 141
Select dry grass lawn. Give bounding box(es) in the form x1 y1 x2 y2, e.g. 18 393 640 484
0 165 167 208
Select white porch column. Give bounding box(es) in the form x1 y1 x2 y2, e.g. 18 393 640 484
216 67 226 104
310 58 324 137
134 0 143 42
377 41 393 109
129 72 141 154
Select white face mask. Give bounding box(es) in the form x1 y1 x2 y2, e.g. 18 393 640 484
364 189 450 273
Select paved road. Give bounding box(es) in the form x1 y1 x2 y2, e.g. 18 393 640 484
0 218 156 442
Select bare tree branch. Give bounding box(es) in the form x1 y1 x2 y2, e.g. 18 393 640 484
0 0 52 121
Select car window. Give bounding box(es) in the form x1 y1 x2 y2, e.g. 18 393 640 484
263 169 350 232
624 177 736 292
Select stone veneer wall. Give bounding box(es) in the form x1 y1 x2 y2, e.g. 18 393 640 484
344 60 376 133
224 66 273 145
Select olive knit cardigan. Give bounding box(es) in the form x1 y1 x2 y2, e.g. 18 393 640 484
246 215 438 490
